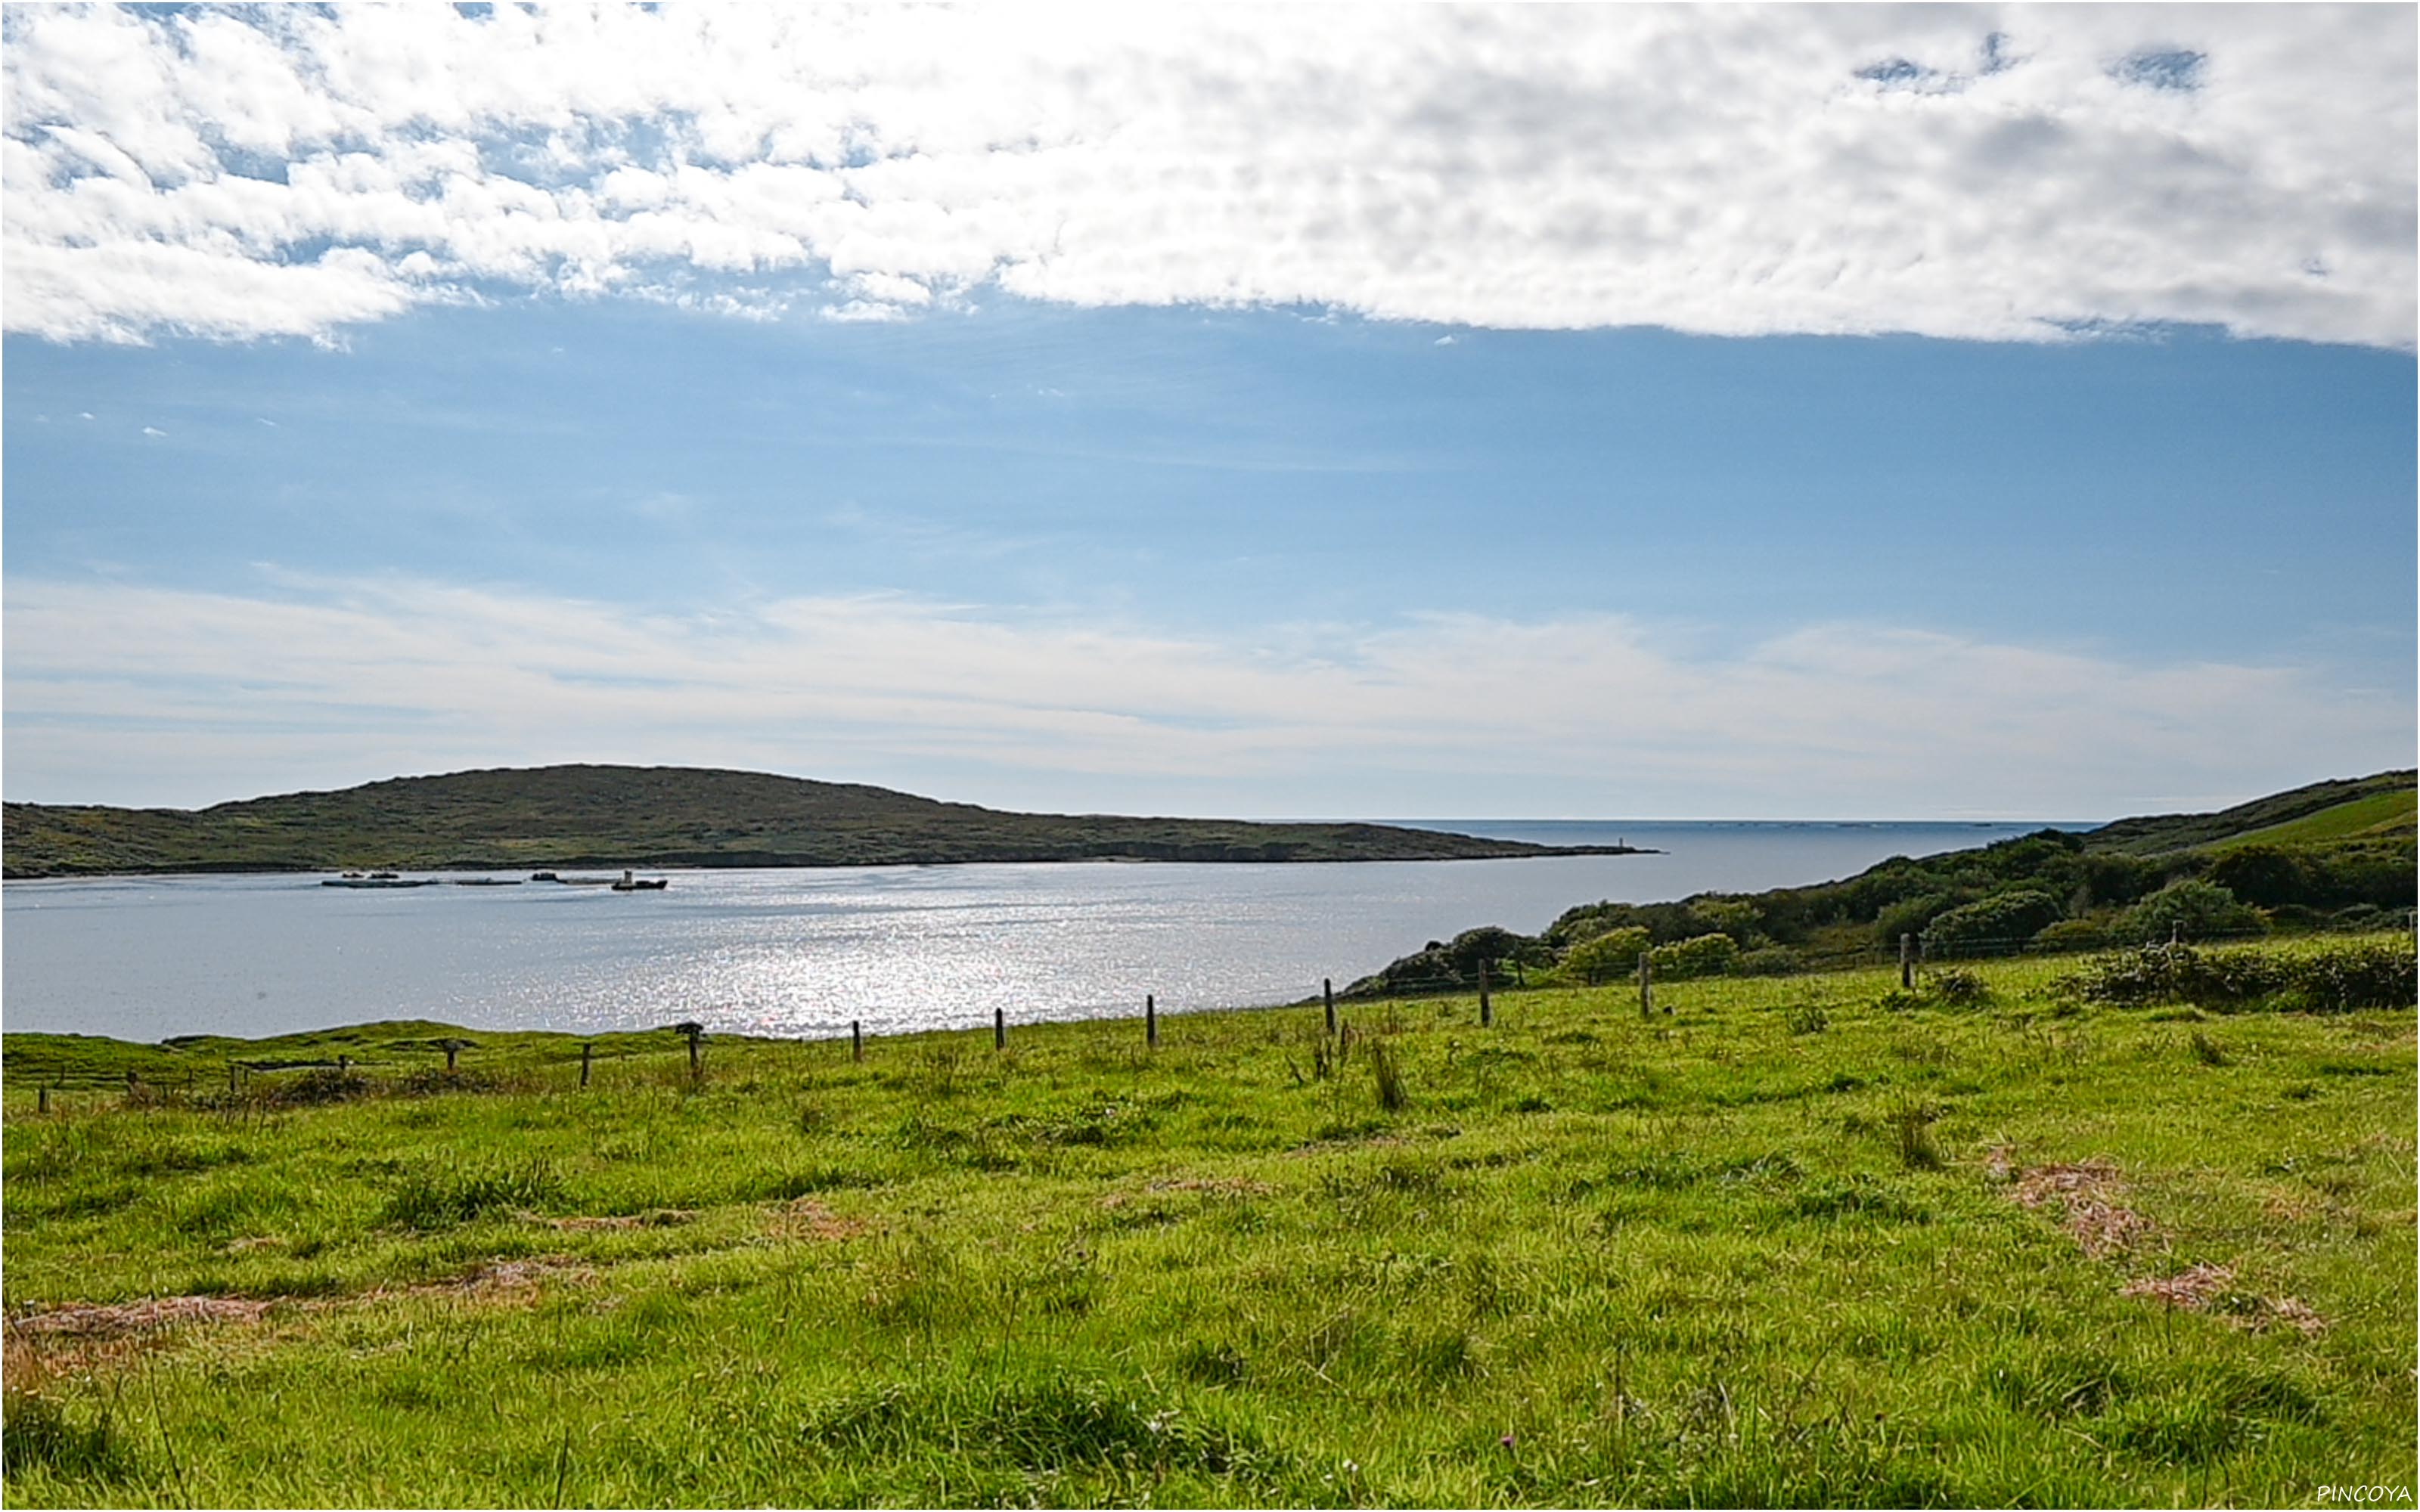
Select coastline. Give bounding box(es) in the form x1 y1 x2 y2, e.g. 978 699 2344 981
0 844 1659 884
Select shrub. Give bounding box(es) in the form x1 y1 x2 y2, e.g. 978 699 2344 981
2067 940 2415 1012
2204 846 2308 909
2031 917 2111 953
1922 890 2065 955
1872 893 1955 951
1925 968 1991 1006
1561 926 1650 984
2273 941 2418 1013
2118 880 2264 945
2328 904 2406 934
1443 926 1548 978
1735 946 1800 977
1646 932 1740 981
1693 897 1764 943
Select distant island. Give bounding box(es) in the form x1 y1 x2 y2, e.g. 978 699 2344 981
0 764 1650 879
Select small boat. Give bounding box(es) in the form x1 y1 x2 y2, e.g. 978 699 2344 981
611 869 669 892
321 876 439 889
451 877 523 887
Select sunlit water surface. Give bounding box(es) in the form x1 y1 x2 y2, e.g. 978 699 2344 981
2 820 2069 1042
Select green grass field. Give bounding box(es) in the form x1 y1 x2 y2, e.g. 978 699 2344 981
5 944 2414 1507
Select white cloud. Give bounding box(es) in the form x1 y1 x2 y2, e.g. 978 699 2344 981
139 425 163 436
2 5 2409 347
3 574 2406 816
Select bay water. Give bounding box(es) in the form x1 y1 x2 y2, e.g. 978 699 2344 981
1 820 2069 1043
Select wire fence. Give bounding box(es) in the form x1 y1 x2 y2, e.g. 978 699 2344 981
14 919 2414 1111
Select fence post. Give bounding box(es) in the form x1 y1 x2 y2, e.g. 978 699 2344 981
579 1043 593 1088
1900 933 1913 989
994 1007 1006 1052
228 1061 239 1096
852 1021 864 1064
1478 961 1492 1027
1323 979 1336 1037
1638 953 1653 1019
1146 993 1158 1049
37 1086 48 1115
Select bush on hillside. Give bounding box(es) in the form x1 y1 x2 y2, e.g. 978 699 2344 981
1922 890 2065 954
1443 926 1550 977
1692 898 1764 944
2118 879 2263 944
1872 893 1956 950
1646 933 1740 981
2030 917 2111 953
1560 926 1651 984
2204 846 2307 909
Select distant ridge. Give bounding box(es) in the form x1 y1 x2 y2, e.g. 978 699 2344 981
0 764 1646 878
2082 770 2417 855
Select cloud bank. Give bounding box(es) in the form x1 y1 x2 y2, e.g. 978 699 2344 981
5 5 2412 347
5 575 2405 817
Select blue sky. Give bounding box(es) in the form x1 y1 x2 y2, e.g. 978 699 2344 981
3 5 2413 818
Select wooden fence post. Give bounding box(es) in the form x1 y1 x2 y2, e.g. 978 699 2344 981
994 1008 1006 1052
667 1023 703 1082
852 1021 864 1064
37 1086 48 1115
1146 993 1158 1049
1478 961 1492 1027
1323 979 1336 1037
1900 933 1913 989
579 1043 593 1088
1638 953 1653 1019
228 1061 239 1096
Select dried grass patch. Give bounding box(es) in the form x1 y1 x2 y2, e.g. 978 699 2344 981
8 1296 271 1340
2007 1157 2152 1259
765 1198 867 1243
2118 1263 2328 1335
3 1297 275 1391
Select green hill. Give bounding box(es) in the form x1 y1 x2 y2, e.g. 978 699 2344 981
0 764 1640 879
1350 770 2416 995
2085 770 2416 855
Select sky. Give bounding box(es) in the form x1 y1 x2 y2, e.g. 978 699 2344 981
2 4 2414 820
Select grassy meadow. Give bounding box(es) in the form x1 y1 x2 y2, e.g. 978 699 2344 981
3 943 2414 1507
